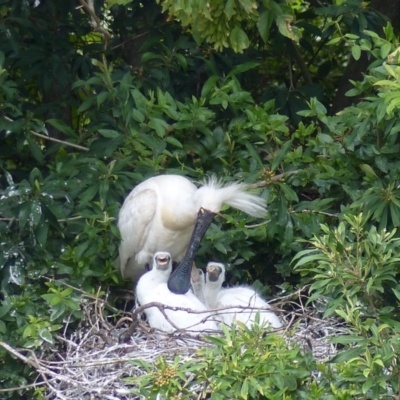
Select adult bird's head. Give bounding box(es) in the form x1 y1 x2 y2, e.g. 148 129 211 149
167 208 216 294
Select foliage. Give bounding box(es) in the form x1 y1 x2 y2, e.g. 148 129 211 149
294 213 400 317
128 324 315 399
1 0 400 396
131 214 400 399
294 213 400 399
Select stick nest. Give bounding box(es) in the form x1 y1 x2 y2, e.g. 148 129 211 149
5 287 351 399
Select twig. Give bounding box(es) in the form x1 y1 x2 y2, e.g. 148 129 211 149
298 209 338 218
0 341 38 368
0 216 85 223
247 171 299 189
0 380 46 393
245 220 270 228
42 277 120 314
3 115 90 151
30 131 90 151
79 0 111 42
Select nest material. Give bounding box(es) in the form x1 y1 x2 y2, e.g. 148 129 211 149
1 287 351 399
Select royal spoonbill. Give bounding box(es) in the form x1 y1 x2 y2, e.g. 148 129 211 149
204 262 282 329
117 174 267 294
135 252 218 333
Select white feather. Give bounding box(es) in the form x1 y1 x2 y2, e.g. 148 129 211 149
118 174 266 279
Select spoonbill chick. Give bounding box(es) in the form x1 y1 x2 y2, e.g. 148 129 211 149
136 252 218 333
117 174 267 294
204 262 282 329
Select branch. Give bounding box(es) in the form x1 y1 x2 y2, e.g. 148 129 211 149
0 381 45 393
78 0 111 42
0 341 37 368
30 131 89 151
247 171 299 189
42 277 120 314
298 209 338 218
0 216 86 222
3 115 89 151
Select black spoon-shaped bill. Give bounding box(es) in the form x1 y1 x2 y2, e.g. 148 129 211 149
167 208 216 294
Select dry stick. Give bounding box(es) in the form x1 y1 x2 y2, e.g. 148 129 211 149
42 277 120 314
0 380 46 393
133 301 282 318
30 131 90 152
247 170 299 189
0 216 85 222
0 341 38 368
3 115 90 152
134 302 283 333
0 342 71 399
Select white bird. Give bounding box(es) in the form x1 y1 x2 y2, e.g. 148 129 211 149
204 262 282 329
135 252 218 333
117 174 266 294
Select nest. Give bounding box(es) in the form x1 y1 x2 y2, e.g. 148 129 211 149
1 286 351 399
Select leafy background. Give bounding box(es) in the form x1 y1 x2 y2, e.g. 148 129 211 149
1 0 400 397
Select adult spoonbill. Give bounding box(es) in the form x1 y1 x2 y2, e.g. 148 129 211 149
135 252 218 333
204 262 282 329
117 174 266 294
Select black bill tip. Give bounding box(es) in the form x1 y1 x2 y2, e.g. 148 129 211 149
167 208 216 294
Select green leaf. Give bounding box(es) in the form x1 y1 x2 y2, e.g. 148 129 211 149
271 140 292 171
278 183 299 202
326 37 341 45
165 137 183 148
19 202 31 230
140 52 163 63
96 91 109 107
330 335 364 344
351 45 361 60
244 141 263 168
228 62 259 77
257 11 273 42
148 118 168 138
98 129 120 138
380 316 400 332
27 137 44 163
229 27 250 53
329 346 364 363
380 43 392 59
201 76 219 98
47 119 77 138
78 96 96 113
38 328 54 344
0 320 6 334
360 164 377 178
240 377 249 398
132 108 145 123
35 218 49 247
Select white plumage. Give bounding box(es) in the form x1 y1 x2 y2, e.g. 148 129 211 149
204 262 282 329
135 252 218 333
117 175 267 289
